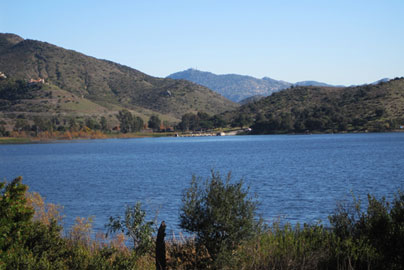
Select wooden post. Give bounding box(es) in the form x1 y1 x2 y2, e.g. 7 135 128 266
156 221 166 270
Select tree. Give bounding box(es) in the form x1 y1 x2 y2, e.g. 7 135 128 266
0 124 9 137
279 112 294 131
211 115 227 129
50 116 60 131
177 112 219 132
100 116 108 132
304 118 324 131
68 118 79 132
232 113 252 129
180 171 259 266
178 113 198 132
33 117 52 133
132 116 144 132
0 177 34 252
198 112 213 130
148 115 161 131
106 202 155 255
117 110 133 133
84 118 100 130
14 118 31 132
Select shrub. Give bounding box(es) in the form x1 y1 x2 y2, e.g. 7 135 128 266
0 177 156 269
180 171 260 268
0 177 68 269
166 234 210 270
236 222 332 270
0 177 34 253
106 202 155 256
26 191 63 226
328 191 404 270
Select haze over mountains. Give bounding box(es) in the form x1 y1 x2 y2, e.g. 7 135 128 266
0 33 237 122
168 68 346 102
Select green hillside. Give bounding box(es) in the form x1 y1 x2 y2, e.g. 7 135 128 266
0 33 237 123
226 78 404 133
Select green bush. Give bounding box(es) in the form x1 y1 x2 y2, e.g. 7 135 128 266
236 222 332 270
0 177 68 269
0 177 151 269
180 171 260 268
329 191 404 270
0 177 34 255
106 202 155 256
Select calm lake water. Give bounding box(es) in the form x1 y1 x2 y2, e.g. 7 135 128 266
1 133 403 234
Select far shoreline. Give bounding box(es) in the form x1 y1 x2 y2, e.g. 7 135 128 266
0 132 176 145
1 129 403 145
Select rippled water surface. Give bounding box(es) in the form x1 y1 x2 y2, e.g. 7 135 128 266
1 133 403 233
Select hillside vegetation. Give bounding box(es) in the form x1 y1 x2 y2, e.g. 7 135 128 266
1 33 403 138
225 78 404 133
0 33 237 124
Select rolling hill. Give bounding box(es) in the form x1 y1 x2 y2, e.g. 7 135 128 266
225 78 404 133
0 33 237 125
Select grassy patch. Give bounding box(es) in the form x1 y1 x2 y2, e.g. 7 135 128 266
0 137 31 144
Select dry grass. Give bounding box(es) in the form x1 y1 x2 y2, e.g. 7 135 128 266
26 191 64 226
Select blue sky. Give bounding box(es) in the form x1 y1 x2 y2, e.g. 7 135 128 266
1 0 403 85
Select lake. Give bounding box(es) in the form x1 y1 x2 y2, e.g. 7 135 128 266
1 133 403 235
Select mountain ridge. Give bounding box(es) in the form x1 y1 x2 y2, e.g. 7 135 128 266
294 80 345 87
167 68 349 102
167 69 292 102
0 33 237 122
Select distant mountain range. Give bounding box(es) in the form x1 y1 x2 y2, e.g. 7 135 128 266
0 33 237 124
167 69 347 102
370 78 390 85
168 69 291 102
294 81 345 87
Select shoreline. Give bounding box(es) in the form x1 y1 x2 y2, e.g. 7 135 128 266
1 129 403 145
0 132 175 145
